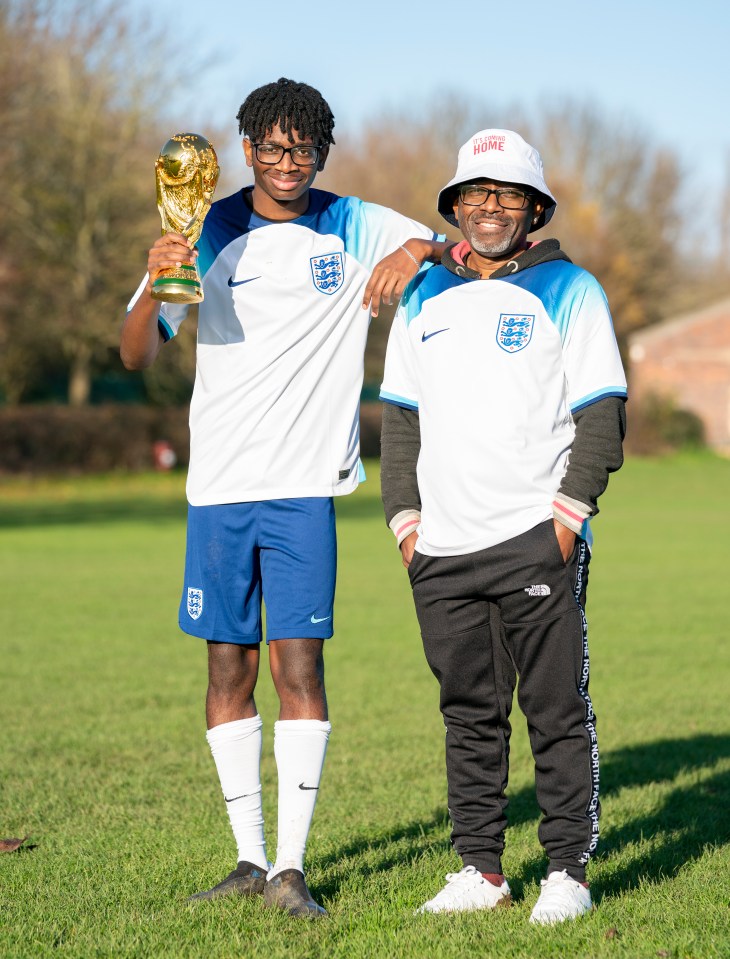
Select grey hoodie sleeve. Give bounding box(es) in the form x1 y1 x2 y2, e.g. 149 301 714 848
554 396 627 531
380 402 421 528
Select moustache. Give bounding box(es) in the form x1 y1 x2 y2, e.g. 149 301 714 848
472 214 509 225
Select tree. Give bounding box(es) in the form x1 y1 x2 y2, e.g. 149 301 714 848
0 0 210 405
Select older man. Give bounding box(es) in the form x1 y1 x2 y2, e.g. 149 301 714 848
380 129 627 923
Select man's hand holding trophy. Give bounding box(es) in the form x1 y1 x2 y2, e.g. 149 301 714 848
150 133 220 304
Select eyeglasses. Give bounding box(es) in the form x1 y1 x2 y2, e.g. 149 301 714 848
458 185 532 210
252 142 320 166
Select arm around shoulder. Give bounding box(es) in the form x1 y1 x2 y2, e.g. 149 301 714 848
362 238 450 317
401 237 450 264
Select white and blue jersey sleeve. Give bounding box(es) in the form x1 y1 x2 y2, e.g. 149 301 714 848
498 261 627 413
345 198 436 274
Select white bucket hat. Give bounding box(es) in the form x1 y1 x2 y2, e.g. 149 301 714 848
437 128 556 231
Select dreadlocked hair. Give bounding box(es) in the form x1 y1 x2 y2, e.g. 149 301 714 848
237 77 335 146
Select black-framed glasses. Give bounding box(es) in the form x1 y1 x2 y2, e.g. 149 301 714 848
458 184 532 210
252 142 320 166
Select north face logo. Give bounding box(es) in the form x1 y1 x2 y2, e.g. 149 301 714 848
524 585 551 597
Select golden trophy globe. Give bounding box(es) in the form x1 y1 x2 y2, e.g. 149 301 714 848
151 133 220 303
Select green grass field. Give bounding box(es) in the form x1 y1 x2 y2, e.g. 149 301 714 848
1 455 728 958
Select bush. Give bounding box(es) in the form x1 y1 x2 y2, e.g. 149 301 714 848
626 392 706 455
0 405 190 474
0 403 386 474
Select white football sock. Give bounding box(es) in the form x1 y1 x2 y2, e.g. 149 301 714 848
269 719 331 879
206 715 268 870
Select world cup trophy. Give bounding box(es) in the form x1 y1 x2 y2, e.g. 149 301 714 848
151 133 220 303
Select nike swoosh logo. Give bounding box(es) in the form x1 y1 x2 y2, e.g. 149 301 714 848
421 328 450 341
224 793 253 803
310 614 331 624
298 783 319 791
228 275 261 287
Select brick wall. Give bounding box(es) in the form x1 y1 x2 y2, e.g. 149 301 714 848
629 300 730 453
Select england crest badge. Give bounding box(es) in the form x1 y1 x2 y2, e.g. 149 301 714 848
310 253 344 295
187 587 204 620
496 313 535 353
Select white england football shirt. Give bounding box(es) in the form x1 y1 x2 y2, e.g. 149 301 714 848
380 258 627 555
128 188 437 505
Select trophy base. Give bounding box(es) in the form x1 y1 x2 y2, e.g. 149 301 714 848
151 264 204 304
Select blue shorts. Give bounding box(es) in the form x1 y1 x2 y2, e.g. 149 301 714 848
179 498 336 644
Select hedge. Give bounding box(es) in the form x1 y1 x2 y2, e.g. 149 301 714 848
0 403 385 474
0 405 190 474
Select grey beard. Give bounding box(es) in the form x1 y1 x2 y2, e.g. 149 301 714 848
468 233 514 256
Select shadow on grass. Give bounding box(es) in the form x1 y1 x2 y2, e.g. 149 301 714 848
314 808 452 900
595 766 730 897
315 733 730 902
590 734 730 900
0 497 187 529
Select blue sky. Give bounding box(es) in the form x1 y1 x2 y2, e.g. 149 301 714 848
120 0 726 235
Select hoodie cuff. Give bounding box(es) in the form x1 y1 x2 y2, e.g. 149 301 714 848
389 509 421 546
552 494 592 535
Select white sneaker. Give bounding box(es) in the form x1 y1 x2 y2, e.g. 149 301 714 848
416 865 511 914
529 870 593 924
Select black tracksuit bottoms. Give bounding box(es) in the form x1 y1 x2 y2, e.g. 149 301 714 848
408 519 599 881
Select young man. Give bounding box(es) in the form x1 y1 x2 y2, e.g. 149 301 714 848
380 129 627 923
122 78 445 918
